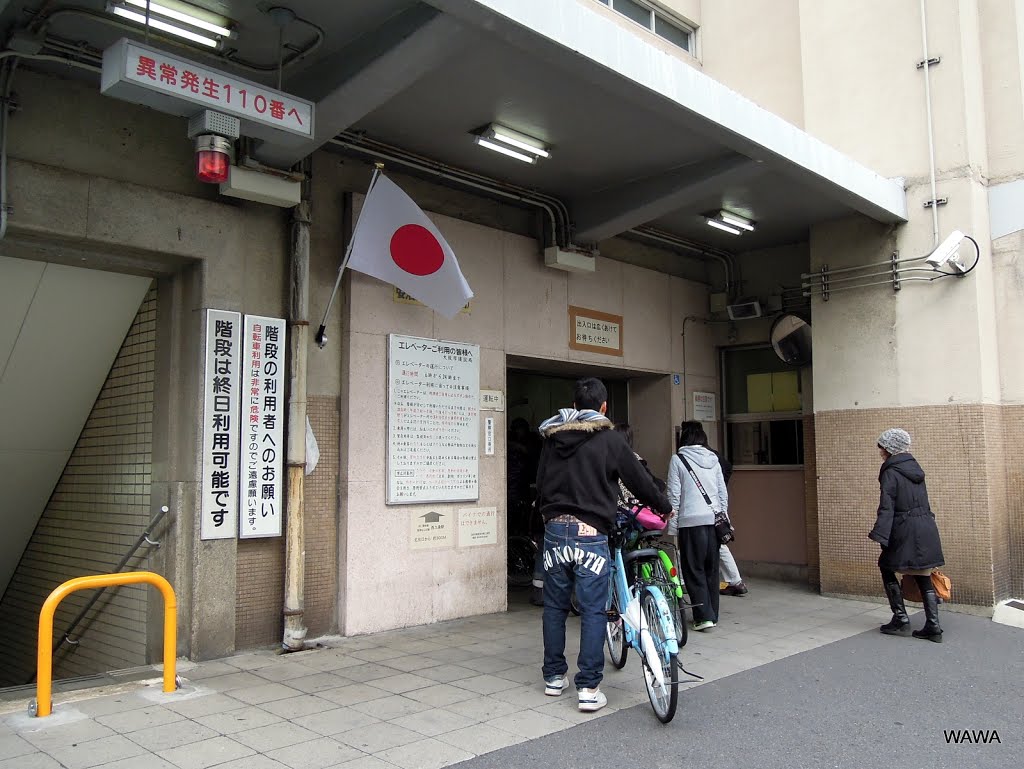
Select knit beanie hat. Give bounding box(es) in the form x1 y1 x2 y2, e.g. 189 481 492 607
877 428 911 455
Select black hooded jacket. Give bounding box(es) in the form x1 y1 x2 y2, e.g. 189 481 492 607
868 453 945 571
536 420 670 535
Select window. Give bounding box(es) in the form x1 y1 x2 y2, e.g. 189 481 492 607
722 347 805 466
596 0 696 53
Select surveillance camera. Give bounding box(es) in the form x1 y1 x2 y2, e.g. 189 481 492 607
925 230 966 269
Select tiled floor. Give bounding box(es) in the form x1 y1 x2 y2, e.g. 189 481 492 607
0 580 893 769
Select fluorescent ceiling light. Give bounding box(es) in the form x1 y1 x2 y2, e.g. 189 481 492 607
124 0 233 37
475 136 537 164
719 210 755 231
490 127 550 158
706 218 742 235
110 5 220 47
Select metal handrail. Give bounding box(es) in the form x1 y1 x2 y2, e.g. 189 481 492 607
34 571 178 717
25 505 171 684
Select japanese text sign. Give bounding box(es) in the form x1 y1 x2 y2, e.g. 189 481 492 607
201 309 241 540
101 39 314 141
387 334 480 505
240 316 286 539
693 391 717 422
568 306 623 356
458 506 497 547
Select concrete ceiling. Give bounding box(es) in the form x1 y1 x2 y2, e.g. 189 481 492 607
2 0 907 254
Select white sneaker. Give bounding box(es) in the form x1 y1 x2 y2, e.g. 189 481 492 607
693 620 716 631
544 675 568 696
577 687 607 712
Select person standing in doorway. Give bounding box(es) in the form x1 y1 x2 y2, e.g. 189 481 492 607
536 377 670 712
667 421 728 630
869 428 945 642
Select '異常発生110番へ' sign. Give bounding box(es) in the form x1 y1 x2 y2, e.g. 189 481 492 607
387 335 480 505
201 310 241 540
239 316 287 539
100 38 314 143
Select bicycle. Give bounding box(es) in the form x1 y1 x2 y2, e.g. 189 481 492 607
604 522 682 723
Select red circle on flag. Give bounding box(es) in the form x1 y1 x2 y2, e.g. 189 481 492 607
390 224 444 276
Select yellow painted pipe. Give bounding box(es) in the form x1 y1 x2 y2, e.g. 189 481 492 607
36 571 177 717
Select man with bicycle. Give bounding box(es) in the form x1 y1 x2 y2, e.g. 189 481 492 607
535 377 671 712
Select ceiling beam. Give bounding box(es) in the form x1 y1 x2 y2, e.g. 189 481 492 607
571 155 763 244
254 6 468 168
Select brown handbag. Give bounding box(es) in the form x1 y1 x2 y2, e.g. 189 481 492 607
901 570 952 602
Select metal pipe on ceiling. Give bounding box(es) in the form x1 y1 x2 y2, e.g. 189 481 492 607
329 132 569 249
627 225 736 296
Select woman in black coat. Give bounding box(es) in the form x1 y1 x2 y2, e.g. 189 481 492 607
868 428 945 642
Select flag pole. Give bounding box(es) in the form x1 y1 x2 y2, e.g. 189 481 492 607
315 164 384 349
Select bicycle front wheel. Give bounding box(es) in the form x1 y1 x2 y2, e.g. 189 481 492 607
641 590 678 723
605 588 628 669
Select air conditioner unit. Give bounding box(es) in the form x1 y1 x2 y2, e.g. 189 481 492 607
544 246 596 273
727 301 762 320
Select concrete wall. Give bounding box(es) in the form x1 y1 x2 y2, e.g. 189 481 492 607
330 174 715 635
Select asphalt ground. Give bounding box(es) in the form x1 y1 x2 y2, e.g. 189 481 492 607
453 610 1023 769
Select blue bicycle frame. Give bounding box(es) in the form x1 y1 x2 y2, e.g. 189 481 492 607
609 542 678 671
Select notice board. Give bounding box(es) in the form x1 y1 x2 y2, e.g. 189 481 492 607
387 334 480 504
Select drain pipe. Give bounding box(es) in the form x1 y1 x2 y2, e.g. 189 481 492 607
919 0 940 247
283 195 310 652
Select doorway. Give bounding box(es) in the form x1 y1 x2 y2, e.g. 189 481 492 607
504 366 629 607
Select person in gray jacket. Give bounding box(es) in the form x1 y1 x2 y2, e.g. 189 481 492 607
666 421 728 630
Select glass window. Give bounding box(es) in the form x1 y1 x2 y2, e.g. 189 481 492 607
723 347 802 415
614 0 653 27
723 346 804 466
727 420 804 466
654 15 691 51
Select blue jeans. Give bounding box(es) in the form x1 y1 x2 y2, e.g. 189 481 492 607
541 521 611 690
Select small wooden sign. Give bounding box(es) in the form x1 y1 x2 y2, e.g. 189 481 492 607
569 306 623 356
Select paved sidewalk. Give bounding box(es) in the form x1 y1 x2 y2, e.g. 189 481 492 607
0 580 895 769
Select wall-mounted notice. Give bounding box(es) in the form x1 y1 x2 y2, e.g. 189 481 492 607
410 510 455 550
201 309 241 540
693 391 717 422
239 315 286 539
387 334 480 504
459 506 498 547
480 389 504 411
568 306 623 356
485 417 495 456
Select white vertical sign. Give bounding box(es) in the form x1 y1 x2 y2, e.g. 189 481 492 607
201 309 241 540
239 315 287 539
485 417 495 456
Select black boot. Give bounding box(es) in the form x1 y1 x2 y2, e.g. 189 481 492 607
912 577 942 643
880 577 910 635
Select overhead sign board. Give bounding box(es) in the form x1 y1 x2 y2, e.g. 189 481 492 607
101 39 314 144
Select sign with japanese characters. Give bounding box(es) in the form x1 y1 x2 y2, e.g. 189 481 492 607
693 391 717 422
410 510 455 550
387 334 480 504
101 39 314 141
458 506 498 547
484 417 495 456
201 309 241 540
480 389 504 411
239 316 287 539
568 306 623 355
392 286 471 314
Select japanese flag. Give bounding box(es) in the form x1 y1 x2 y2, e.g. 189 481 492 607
347 174 473 318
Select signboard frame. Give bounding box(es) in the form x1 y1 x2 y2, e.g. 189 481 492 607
386 334 481 505
201 309 241 540
568 305 624 356
239 315 287 539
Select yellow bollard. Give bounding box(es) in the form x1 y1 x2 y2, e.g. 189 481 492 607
35 571 177 717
